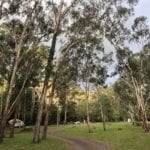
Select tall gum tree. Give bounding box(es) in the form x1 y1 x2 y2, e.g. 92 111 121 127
33 0 77 143
113 16 150 132
62 0 140 133
0 1 37 143
0 0 51 143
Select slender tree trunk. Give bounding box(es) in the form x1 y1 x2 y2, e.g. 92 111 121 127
85 85 91 133
9 89 26 138
140 91 149 131
23 92 26 123
57 105 60 126
100 102 106 131
33 85 48 143
31 88 36 121
0 13 32 143
33 31 58 143
129 112 135 125
140 105 149 132
8 87 26 138
128 104 135 125
64 94 68 125
9 111 17 138
0 60 19 142
126 61 149 132
33 0 75 143
42 107 49 140
7 64 30 119
33 33 57 143
0 67 28 142
0 117 7 142
18 104 21 121
42 82 55 140
96 87 106 131
42 39 79 140
0 83 4 121
133 80 149 131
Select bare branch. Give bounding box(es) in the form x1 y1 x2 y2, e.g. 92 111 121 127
61 0 76 18
54 0 64 33
7 63 31 117
120 77 133 90
56 39 80 67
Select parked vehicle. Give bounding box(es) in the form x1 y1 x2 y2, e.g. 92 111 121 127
74 121 80 125
8 119 25 128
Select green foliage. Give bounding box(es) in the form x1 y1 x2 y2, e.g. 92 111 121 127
76 101 86 121
49 104 58 124
100 94 113 121
113 111 121 122
60 101 77 123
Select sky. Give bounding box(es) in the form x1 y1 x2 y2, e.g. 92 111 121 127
134 0 150 19
129 0 150 52
106 0 150 85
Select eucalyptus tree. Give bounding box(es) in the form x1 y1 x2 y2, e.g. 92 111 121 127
91 71 109 131
8 45 48 138
113 16 150 131
69 37 109 132
99 94 113 130
114 79 138 124
41 78 56 140
88 49 112 130
116 48 150 130
55 53 77 125
117 48 150 131
55 0 139 133
0 0 52 143
97 0 150 131
41 46 79 140
33 0 79 143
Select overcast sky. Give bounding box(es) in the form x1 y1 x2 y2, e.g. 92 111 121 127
135 0 150 19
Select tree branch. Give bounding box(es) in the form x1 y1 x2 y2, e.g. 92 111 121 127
61 0 76 18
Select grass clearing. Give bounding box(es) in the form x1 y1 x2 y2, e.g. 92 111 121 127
0 130 68 150
59 122 150 150
1 123 150 150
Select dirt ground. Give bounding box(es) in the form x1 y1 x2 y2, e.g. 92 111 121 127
48 129 110 150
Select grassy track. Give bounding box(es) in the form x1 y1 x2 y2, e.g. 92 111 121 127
59 122 150 150
1 123 150 150
0 131 68 150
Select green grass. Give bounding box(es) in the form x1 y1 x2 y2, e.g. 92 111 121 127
59 122 150 150
0 130 68 150
1 123 150 150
